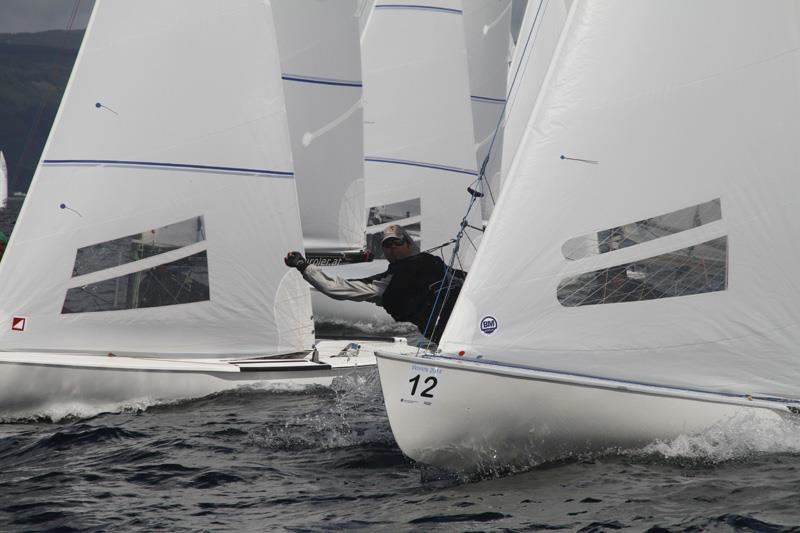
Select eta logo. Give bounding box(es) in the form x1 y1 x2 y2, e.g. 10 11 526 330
11 316 26 332
480 315 497 335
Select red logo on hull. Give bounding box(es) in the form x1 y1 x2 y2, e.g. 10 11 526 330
11 317 26 331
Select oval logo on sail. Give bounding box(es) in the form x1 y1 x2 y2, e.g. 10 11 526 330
480 315 497 335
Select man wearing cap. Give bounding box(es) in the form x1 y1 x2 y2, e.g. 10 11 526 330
284 224 465 343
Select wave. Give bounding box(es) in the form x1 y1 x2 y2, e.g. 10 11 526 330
628 409 800 464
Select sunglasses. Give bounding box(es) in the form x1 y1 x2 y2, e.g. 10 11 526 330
382 238 405 248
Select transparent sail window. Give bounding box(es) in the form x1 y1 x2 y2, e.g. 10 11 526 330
366 223 421 260
367 198 421 227
62 251 210 314
557 237 727 307
562 199 721 260
72 216 206 277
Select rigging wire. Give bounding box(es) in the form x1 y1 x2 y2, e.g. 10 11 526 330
418 0 551 354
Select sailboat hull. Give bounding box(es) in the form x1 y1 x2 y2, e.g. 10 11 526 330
0 339 403 419
376 350 794 473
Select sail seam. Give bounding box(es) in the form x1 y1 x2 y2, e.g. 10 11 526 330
42 160 294 178
373 4 462 15
365 157 477 176
471 95 506 104
281 74 362 88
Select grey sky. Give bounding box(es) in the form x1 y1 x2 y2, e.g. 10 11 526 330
0 0 94 34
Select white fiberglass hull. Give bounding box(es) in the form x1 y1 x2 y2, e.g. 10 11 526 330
0 338 404 419
376 350 798 473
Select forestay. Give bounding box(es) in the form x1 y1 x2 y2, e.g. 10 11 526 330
361 0 481 262
0 0 313 357
462 0 511 220
272 0 366 253
440 0 800 400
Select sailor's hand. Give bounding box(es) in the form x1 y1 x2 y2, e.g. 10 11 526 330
284 251 308 272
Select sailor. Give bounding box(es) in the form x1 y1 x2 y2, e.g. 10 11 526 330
284 225 465 343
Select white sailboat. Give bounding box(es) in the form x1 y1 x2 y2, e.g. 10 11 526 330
0 151 8 209
314 0 483 325
0 0 403 419
376 0 800 472
272 1 382 324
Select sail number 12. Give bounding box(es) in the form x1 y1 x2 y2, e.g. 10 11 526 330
408 374 437 398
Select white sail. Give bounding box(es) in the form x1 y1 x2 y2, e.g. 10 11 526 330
441 0 800 400
358 0 376 38
0 0 313 358
500 0 567 189
362 0 481 262
510 0 527 43
0 151 7 208
272 1 366 253
462 0 511 220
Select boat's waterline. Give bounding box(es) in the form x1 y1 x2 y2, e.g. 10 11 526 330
375 350 799 473
0 338 402 419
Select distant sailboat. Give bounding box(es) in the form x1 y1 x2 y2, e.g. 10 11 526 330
0 0 404 418
272 1 383 324
272 0 367 256
376 0 800 472
0 151 7 208
462 0 511 220
311 0 483 325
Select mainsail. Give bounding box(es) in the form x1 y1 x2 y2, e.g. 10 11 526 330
440 0 800 400
362 0 482 262
272 0 366 253
0 0 313 357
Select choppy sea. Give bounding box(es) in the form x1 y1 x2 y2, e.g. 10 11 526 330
2 202 800 532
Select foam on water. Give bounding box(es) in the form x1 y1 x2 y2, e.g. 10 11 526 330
630 409 800 463
248 371 394 452
0 396 183 424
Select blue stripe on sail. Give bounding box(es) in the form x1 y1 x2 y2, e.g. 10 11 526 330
365 156 477 176
374 4 462 15
471 95 506 104
42 159 294 178
281 74 362 88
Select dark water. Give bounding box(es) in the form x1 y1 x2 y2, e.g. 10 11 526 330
2 371 800 532
2 201 800 532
